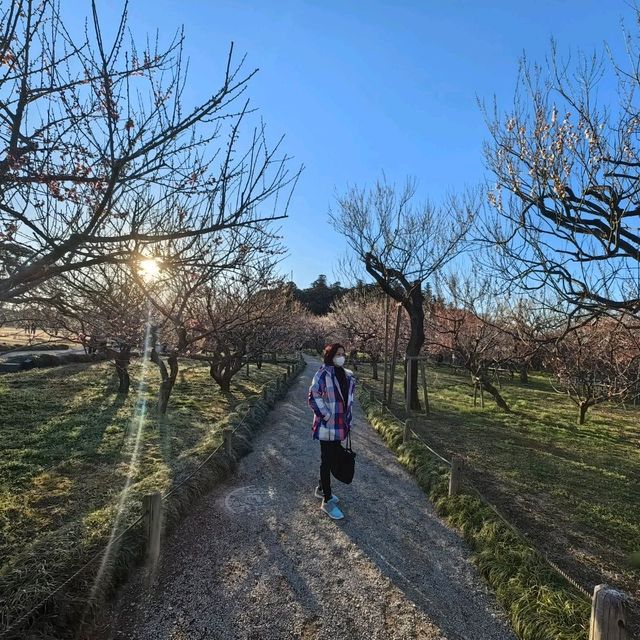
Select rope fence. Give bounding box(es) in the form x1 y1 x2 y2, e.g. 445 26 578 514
0 357 305 640
0 515 145 638
358 379 614 612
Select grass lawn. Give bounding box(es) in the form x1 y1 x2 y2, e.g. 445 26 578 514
0 358 291 635
357 362 640 605
0 325 72 352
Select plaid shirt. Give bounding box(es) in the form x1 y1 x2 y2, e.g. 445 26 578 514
308 365 356 441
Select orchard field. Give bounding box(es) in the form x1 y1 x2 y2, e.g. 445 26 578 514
0 358 293 632
356 361 640 603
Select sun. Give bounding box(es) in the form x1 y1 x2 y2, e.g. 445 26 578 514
139 257 161 280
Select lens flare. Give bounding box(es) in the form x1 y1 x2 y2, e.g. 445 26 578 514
139 257 161 280
84 304 154 618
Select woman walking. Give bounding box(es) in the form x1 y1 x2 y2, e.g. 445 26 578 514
308 343 356 520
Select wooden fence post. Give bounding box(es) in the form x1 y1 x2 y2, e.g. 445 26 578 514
224 428 233 457
143 492 162 566
589 584 629 640
405 357 412 414
387 304 402 406
382 293 390 403
403 418 413 444
449 456 464 497
420 360 430 416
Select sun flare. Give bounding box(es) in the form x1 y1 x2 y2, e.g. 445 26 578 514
139 257 161 280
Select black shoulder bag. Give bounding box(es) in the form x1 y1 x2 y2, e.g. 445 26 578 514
331 431 356 484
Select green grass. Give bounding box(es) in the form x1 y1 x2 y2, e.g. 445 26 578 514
0 326 72 352
360 394 591 640
0 358 299 638
357 363 640 637
0 341 71 352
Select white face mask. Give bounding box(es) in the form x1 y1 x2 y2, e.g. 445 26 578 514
334 355 346 367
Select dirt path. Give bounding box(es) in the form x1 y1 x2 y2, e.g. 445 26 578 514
109 359 516 640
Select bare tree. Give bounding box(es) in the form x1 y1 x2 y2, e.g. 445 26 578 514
330 177 474 408
247 295 308 365
129 222 283 411
549 315 640 424
482 24 640 315
190 269 292 393
328 288 387 379
295 311 335 355
0 0 299 303
41 264 149 392
498 298 556 383
429 275 511 411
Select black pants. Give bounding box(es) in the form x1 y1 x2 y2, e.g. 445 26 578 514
319 440 342 501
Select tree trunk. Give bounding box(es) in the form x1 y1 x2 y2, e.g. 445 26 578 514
372 360 378 380
108 345 131 394
210 363 232 392
151 349 178 415
483 379 509 411
212 371 231 392
519 364 529 384
475 372 510 412
494 366 502 389
578 400 590 425
208 351 244 392
115 359 130 393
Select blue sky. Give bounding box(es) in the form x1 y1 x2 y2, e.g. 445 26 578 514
90 0 635 288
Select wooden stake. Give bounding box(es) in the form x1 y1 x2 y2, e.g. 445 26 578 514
382 294 390 403
449 456 464 497
143 493 162 566
420 360 430 416
589 584 629 640
405 357 412 414
387 304 402 407
403 418 412 444
224 428 233 456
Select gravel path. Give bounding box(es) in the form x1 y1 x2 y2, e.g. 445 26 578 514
109 359 516 640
